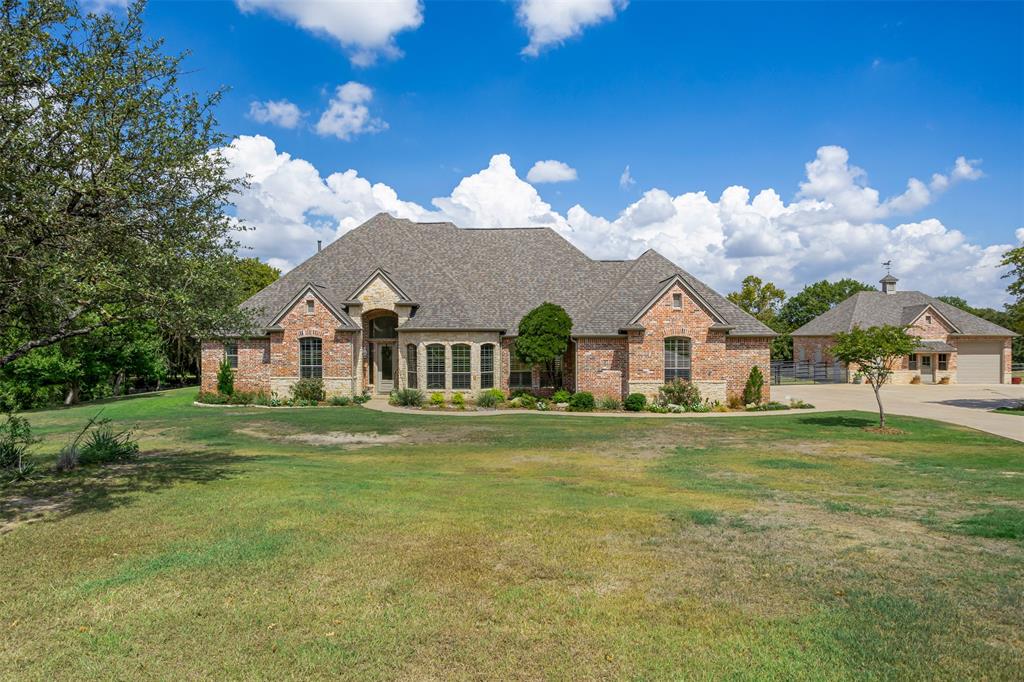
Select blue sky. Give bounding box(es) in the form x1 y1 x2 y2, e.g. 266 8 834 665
133 1 1023 305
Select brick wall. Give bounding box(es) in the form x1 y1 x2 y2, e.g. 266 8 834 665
574 337 629 398
625 282 770 402
269 294 356 397
200 339 271 393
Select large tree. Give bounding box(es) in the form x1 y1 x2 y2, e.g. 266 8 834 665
727 275 790 359
777 278 876 331
831 325 917 428
937 295 1023 363
515 302 572 388
233 257 280 303
0 0 250 369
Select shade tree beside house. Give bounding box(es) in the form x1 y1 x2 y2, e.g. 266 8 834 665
201 213 775 403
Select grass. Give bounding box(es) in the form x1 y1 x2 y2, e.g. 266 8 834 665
1 388 1023 680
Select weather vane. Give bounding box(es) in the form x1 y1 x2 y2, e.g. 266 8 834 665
881 260 892 275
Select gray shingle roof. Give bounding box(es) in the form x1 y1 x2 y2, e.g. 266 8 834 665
791 290 1016 337
238 213 774 337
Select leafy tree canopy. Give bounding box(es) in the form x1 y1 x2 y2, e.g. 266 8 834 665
515 303 572 366
233 258 281 303
831 325 917 427
777 279 875 332
727 276 786 328
0 0 250 368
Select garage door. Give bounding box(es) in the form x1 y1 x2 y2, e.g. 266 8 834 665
957 341 1002 383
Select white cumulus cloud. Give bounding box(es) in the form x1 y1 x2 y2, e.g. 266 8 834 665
234 0 423 67
526 159 578 183
315 82 387 141
217 136 1013 307
518 0 627 56
248 99 303 129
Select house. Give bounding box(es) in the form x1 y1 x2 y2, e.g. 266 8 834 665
791 275 1016 384
202 213 775 402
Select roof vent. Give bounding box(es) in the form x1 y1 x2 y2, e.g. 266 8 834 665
317 240 322 253
880 274 898 294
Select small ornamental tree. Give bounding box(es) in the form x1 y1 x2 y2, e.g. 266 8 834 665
743 366 765 405
515 302 573 388
216 357 234 396
831 325 917 427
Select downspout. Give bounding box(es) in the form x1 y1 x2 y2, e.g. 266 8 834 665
572 336 578 391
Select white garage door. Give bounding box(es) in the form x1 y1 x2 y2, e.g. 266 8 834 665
957 341 1002 383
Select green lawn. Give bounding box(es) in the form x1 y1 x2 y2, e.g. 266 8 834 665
1 389 1023 680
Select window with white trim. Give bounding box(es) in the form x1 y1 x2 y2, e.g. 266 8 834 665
306 299 314 314
299 337 322 378
224 341 238 369
451 344 471 389
480 344 495 389
664 337 691 382
672 293 682 309
938 353 948 371
426 344 445 389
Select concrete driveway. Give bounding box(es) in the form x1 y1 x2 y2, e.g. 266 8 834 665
780 383 1024 442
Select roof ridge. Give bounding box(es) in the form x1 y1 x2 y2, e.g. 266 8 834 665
575 253 650 327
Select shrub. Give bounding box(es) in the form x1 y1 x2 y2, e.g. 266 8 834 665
217 357 234 396
228 390 259 405
391 389 423 407
0 414 37 483
330 395 353 406
599 396 621 411
745 401 790 412
515 394 537 409
476 388 505 408
658 380 701 410
430 392 445 407
535 399 549 411
568 391 595 412
253 392 273 406
551 389 571 404
789 399 815 409
624 393 646 412
509 389 535 400
290 378 325 403
727 393 745 410
452 392 466 409
711 403 730 412
78 421 139 465
197 390 229 404
743 366 765 405
353 392 371 405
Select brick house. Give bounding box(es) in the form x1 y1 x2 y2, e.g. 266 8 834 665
792 275 1016 384
202 213 775 402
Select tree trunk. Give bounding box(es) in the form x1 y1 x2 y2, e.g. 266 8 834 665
872 383 885 427
64 383 79 406
112 372 124 396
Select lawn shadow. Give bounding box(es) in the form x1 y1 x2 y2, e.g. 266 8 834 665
798 415 876 429
0 450 252 532
929 398 1021 410
23 390 171 413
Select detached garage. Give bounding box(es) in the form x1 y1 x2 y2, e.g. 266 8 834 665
956 340 1004 384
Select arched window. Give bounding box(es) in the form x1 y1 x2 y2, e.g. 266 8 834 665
406 344 418 388
369 316 398 339
452 344 471 389
480 344 495 389
664 337 691 382
299 337 322 378
426 344 445 389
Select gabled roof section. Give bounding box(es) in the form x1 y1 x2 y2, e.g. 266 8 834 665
234 212 777 337
901 303 960 333
627 273 729 326
792 290 1014 337
346 267 412 304
266 282 358 330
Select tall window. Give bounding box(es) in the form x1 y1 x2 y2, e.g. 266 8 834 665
426 344 445 389
306 300 314 314
664 337 691 382
938 353 948 371
672 293 682 309
299 337 322 378
540 355 563 388
406 344 418 388
908 354 918 370
224 341 238 369
509 347 532 389
452 344 471 389
369 316 398 338
480 344 495 389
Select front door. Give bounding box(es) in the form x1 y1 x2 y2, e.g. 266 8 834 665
920 354 934 383
375 343 394 393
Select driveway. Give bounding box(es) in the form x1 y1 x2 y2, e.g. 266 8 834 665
781 383 1024 442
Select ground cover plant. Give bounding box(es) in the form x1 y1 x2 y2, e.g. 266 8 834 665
0 388 1022 679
